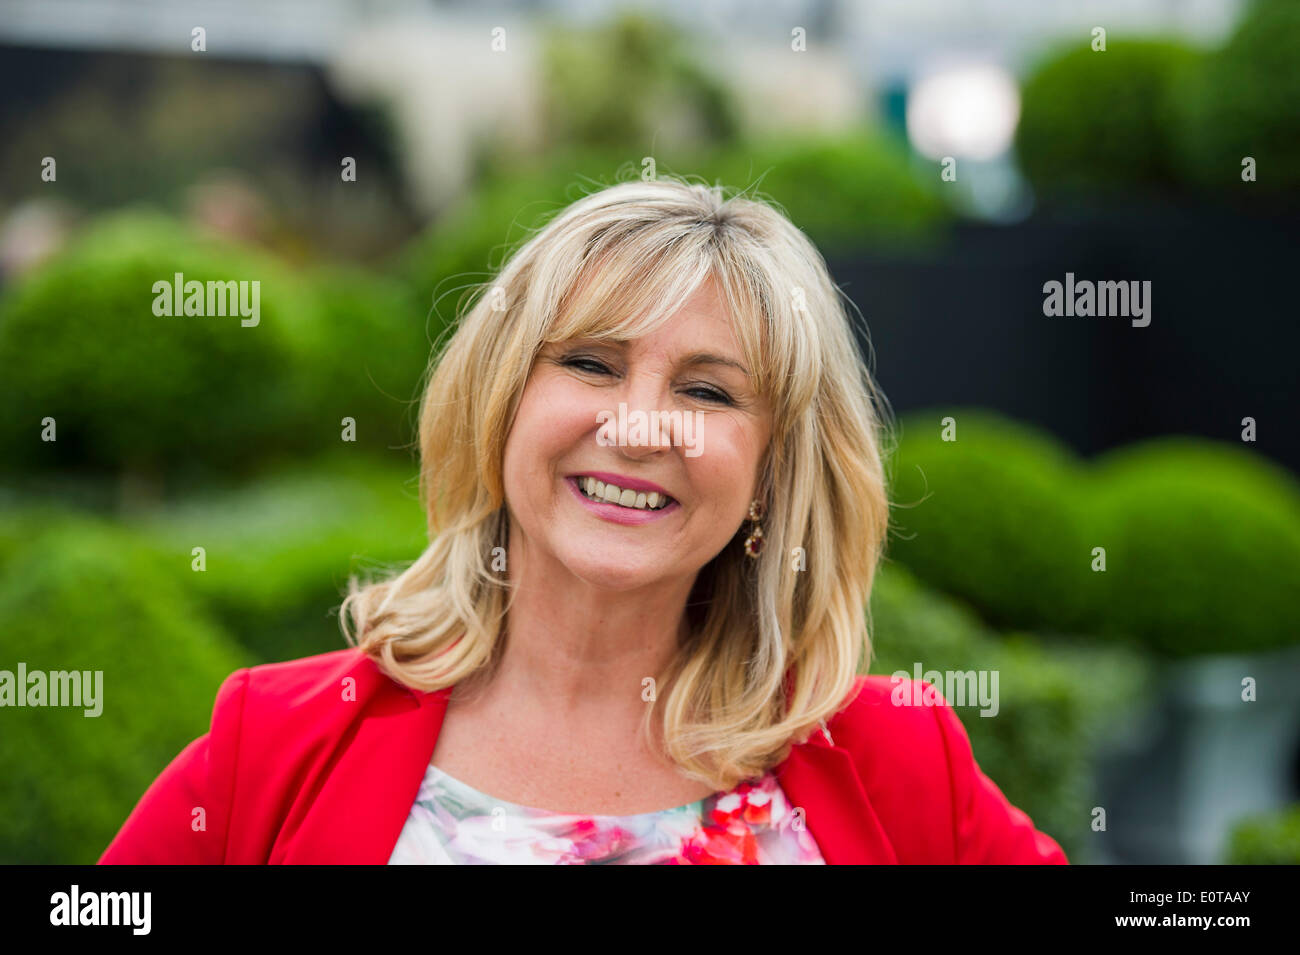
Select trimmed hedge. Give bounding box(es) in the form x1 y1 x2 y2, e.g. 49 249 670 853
1224 802 1300 864
1015 38 1201 197
1085 439 1300 657
126 455 427 663
868 562 1149 863
1176 0 1300 197
0 211 431 483
1016 2 1300 201
885 410 1092 633
0 512 250 864
885 410 1300 658
0 211 310 480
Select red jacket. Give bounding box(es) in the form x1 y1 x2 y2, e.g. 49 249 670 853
98 647 1068 865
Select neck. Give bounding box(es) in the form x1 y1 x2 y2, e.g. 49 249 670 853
478 530 698 721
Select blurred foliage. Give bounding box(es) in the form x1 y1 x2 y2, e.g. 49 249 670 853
540 10 741 152
0 211 429 487
1015 38 1201 197
886 409 1300 658
0 211 307 481
886 411 1092 633
1016 1 1300 203
399 131 949 329
1176 0 1300 198
1224 802 1300 863
868 562 1149 863
1085 439 1300 656
126 455 426 663
0 512 251 864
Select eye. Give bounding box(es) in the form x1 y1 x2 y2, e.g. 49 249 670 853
562 355 614 375
684 384 734 406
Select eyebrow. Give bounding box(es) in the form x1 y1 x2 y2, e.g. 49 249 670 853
678 351 751 377
559 339 751 377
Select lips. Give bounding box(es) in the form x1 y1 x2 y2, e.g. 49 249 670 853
565 475 680 525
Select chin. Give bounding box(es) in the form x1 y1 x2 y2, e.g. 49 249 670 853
556 544 671 593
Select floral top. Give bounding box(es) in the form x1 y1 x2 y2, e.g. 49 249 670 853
388 762 826 865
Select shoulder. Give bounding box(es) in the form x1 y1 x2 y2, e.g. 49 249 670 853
825 674 1069 864
210 646 440 739
826 673 952 759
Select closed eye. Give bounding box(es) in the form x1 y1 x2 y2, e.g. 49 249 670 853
562 356 614 375
684 384 734 406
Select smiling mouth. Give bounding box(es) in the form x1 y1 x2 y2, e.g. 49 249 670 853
574 476 676 511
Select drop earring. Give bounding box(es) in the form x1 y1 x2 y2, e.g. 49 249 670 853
743 499 765 558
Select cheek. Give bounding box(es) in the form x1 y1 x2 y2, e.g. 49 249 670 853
690 416 768 506
502 375 598 486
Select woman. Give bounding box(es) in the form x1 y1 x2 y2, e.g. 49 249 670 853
99 177 1068 865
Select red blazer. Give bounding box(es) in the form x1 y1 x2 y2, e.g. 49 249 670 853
98 647 1068 865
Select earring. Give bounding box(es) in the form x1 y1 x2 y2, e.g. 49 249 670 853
743 499 765 558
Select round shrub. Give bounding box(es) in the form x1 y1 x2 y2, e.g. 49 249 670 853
0 513 249 863
0 212 432 483
885 409 1092 633
0 210 315 481
1015 38 1202 197
1176 0 1300 198
1085 438 1300 657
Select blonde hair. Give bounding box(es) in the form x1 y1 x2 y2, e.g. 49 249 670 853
341 175 895 790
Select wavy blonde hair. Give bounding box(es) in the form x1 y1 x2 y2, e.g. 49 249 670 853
341 175 895 791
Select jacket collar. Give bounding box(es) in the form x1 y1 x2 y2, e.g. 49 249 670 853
279 674 897 864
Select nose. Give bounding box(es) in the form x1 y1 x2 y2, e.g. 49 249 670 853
614 370 675 459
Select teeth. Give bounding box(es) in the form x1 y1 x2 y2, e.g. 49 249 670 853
577 478 672 511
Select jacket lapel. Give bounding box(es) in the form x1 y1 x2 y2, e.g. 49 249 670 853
276 680 452 864
280 667 897 865
776 732 899 864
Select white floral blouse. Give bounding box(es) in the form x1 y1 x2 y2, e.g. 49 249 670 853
388 762 826 865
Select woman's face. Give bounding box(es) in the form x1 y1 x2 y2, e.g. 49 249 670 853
501 278 773 592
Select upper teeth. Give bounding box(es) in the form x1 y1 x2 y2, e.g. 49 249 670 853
578 477 670 510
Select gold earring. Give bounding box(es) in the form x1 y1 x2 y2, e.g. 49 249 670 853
743 499 765 558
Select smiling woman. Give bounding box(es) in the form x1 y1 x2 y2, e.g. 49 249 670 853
99 176 1068 865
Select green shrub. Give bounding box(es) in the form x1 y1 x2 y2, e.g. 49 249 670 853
0 513 250 863
398 133 949 326
127 455 427 663
1224 802 1300 863
0 210 314 481
868 562 1149 863
0 212 432 484
1085 439 1300 657
885 409 1093 633
1015 38 1202 197
540 10 741 153
695 131 949 251
1177 0 1300 197
885 411 1300 659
